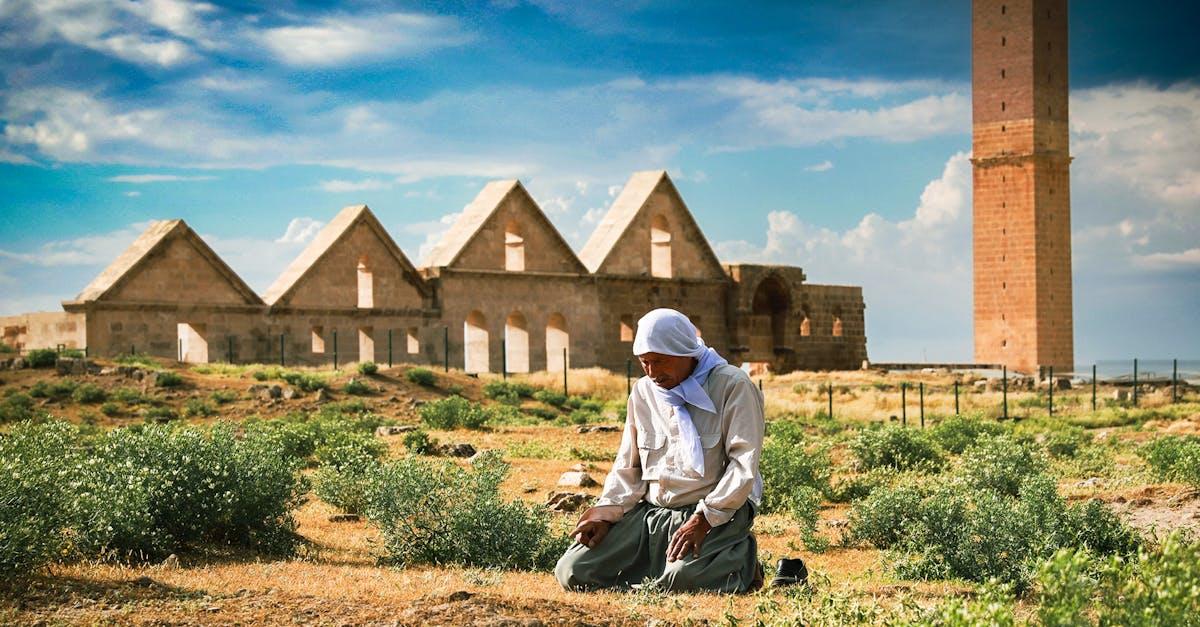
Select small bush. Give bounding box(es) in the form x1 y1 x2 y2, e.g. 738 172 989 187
0 420 77 576
112 387 152 405
30 379 77 400
144 406 179 422
72 383 108 404
1141 435 1200 487
365 451 569 570
961 434 1047 497
532 389 567 407
343 378 371 396
100 402 121 417
25 349 59 369
314 438 385 515
210 389 238 405
154 371 183 388
252 370 269 381
183 398 216 418
0 392 37 423
929 413 1008 454
406 367 436 386
420 395 490 430
484 381 536 401
403 429 438 455
279 371 328 392
358 361 379 376
760 420 833 512
850 425 943 472
567 408 601 425
0 341 14 354
1043 426 1093 459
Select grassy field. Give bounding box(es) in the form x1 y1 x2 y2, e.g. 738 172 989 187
1 358 1198 625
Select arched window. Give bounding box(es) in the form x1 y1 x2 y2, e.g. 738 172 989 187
504 311 529 373
464 311 489 373
357 255 373 308
546 313 568 372
799 308 811 337
406 327 419 354
650 214 672 278
358 326 374 363
619 314 634 342
832 309 843 338
505 221 525 271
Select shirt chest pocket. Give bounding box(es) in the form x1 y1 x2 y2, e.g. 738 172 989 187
636 430 668 480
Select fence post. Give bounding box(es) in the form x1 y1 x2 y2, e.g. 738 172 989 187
501 338 507 380
827 383 833 420
901 383 907 427
919 382 925 428
1002 365 1008 421
177 338 182 363
387 329 393 368
279 334 285 367
1173 358 1179 404
227 336 233 363
1133 358 1139 406
84 346 88 358
333 330 339 370
1048 366 1054 418
131 344 135 357
443 327 449 373
626 359 632 397
1092 364 1097 411
954 380 960 416
563 348 568 397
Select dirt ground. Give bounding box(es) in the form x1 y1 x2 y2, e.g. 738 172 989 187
1 359 1197 625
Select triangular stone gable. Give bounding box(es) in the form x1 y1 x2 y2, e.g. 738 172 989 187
425 180 586 273
579 170 726 279
71 220 263 306
265 205 428 309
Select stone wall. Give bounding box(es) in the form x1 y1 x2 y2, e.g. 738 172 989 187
0 311 86 352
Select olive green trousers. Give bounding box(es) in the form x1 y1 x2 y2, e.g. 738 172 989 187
555 501 758 593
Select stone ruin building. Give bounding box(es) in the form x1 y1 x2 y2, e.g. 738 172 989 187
2 171 867 374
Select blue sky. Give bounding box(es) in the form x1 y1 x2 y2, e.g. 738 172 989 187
1 1 1197 366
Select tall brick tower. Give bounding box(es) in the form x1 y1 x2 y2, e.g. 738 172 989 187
972 0 1074 374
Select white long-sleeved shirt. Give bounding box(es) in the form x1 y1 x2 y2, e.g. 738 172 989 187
590 364 764 527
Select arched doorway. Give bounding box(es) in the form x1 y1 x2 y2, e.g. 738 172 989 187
751 275 790 356
464 310 489 373
546 313 569 372
505 311 530 373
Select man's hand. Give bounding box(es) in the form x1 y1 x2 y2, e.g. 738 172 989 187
667 512 712 562
570 518 612 548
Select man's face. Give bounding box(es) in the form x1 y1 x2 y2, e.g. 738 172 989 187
637 352 697 389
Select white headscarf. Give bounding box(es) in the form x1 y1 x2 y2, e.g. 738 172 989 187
633 308 728 476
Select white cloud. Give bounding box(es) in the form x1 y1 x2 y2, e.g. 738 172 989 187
1133 248 1200 271
0 222 153 267
108 174 217 183
124 191 141 197
256 12 472 66
318 178 391 193
275 217 325 244
805 160 834 172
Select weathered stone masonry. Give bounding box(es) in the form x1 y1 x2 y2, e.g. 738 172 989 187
6 171 868 373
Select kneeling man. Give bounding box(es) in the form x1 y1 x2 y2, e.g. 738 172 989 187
556 308 764 593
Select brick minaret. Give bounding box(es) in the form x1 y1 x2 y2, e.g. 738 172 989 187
972 0 1073 374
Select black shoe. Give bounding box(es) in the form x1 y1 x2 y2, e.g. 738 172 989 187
770 557 808 587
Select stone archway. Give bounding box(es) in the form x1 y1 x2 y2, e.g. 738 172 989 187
464 310 489 373
750 275 790 356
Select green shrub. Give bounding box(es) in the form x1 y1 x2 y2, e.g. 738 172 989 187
210 389 238 405
760 420 833 513
483 381 536 401
113 387 152 404
183 398 216 418
358 361 379 376
145 406 179 422
0 392 37 423
419 395 489 430
252 370 269 381
365 451 569 570
828 469 891 503
0 341 14 354
446 383 464 396
100 402 121 417
847 482 927 549
314 438 385 515
532 389 567 407
567 408 600 425
71 383 108 404
525 407 558 421
279 371 328 392
1036 534 1200 626
343 378 371 395
30 379 77 400
403 429 438 455
244 410 388 467
1043 426 1092 459
25 348 59 369
154 371 183 388
850 425 943 472
1141 435 1200 487
960 434 1047 497
929 413 1008 454
0 420 78 576
406 367 436 386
